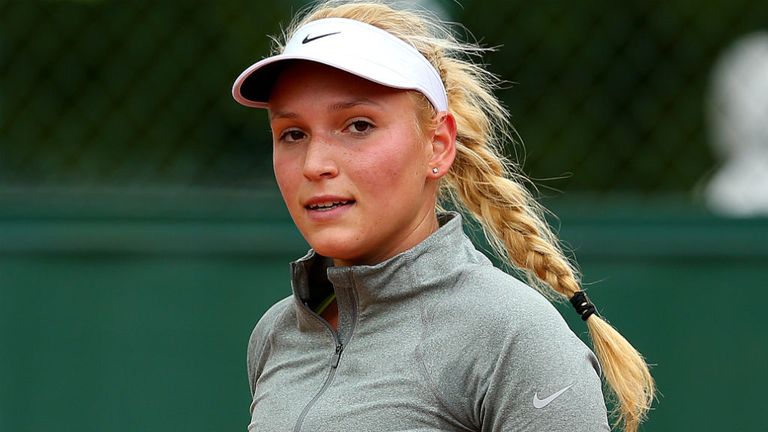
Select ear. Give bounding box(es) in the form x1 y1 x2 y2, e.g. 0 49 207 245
427 112 457 178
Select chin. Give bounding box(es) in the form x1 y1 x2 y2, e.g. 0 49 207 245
311 245 363 266
302 230 361 262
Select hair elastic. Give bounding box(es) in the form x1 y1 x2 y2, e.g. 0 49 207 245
570 291 597 321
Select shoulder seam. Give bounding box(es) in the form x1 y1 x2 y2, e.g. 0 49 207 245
413 269 476 431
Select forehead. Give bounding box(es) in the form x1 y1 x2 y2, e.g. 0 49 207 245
268 61 415 110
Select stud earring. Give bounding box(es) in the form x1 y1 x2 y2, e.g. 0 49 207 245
432 167 439 174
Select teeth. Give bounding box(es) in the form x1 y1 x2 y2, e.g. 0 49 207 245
309 200 350 210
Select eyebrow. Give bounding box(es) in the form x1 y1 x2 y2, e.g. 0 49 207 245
270 110 298 120
328 97 382 111
270 97 382 121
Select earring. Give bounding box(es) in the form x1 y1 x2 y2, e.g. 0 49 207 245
432 167 439 174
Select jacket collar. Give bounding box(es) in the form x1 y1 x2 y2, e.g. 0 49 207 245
290 212 488 313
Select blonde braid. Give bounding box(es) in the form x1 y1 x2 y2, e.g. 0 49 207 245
282 1 655 429
436 22 655 431
442 49 655 426
437 19 655 432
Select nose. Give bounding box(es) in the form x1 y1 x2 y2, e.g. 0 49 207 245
302 137 338 180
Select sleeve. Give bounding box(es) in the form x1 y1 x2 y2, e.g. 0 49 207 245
246 297 292 396
477 295 610 432
418 269 610 432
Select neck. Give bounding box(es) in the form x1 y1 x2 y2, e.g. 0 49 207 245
332 210 440 267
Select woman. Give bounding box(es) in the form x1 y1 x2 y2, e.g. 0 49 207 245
232 1 654 431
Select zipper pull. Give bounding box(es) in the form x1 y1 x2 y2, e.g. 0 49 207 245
331 343 344 368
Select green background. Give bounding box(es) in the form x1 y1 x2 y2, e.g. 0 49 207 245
2 0 768 430
2 190 766 431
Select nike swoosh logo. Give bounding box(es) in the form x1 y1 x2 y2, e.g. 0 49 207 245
302 31 341 44
533 383 574 409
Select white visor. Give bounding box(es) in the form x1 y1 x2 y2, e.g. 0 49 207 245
231 17 449 111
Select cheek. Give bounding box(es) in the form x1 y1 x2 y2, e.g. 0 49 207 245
354 134 425 193
273 151 300 201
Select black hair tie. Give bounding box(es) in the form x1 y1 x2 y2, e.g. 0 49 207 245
570 291 597 321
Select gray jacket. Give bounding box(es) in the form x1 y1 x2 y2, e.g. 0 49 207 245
247 213 610 431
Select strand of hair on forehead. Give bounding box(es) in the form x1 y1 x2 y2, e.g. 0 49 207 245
284 1 655 430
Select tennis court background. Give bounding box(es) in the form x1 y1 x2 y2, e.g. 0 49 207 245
1 1 767 431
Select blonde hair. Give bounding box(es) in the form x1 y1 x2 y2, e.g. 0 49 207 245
277 1 655 430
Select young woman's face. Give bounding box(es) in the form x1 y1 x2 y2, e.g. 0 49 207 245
269 62 441 266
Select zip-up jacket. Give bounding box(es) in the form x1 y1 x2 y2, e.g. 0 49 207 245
247 212 610 431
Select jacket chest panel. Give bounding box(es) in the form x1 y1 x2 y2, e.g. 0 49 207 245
249 319 461 431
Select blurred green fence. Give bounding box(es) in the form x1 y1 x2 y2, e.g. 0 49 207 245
2 0 767 192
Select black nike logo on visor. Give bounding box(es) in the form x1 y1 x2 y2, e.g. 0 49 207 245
302 31 341 44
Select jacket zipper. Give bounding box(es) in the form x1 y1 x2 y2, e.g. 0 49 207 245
292 306 346 432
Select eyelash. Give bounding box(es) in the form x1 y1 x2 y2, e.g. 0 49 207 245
345 119 375 135
276 119 375 143
278 128 306 143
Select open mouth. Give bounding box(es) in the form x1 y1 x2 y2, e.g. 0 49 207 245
306 200 355 212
